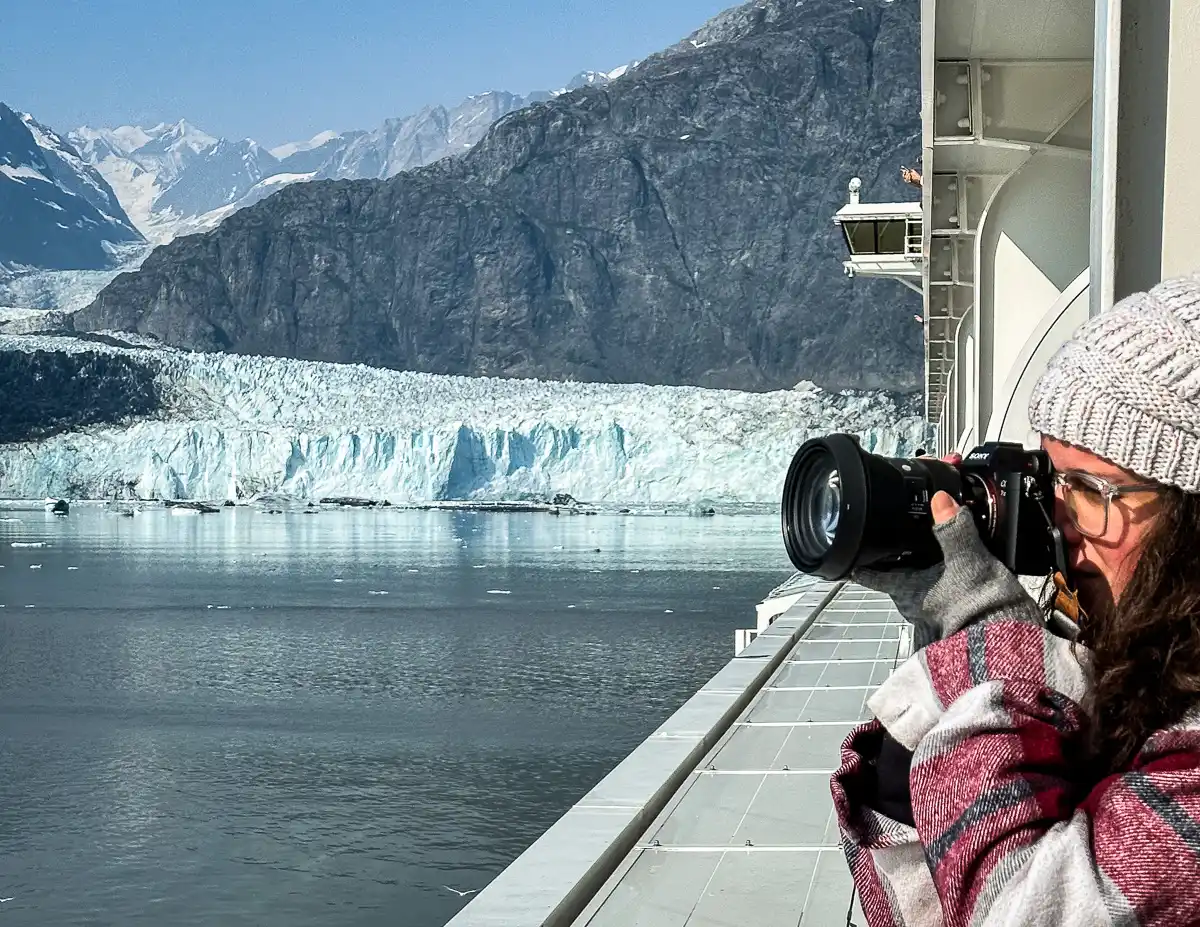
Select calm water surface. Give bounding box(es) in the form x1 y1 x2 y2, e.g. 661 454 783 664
0 506 787 926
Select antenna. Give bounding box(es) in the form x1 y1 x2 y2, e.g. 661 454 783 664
848 177 862 205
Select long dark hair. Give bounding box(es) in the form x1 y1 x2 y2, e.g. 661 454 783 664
1082 487 1200 773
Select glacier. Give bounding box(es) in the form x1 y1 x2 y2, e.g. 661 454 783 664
0 333 932 504
0 243 151 312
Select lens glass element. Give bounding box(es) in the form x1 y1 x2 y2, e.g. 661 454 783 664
800 461 841 558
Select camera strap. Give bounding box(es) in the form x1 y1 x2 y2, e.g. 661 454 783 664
1052 571 1085 625
1031 483 1088 628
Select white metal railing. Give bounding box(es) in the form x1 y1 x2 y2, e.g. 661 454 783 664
765 571 818 600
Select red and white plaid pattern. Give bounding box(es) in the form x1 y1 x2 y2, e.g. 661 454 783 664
832 620 1200 927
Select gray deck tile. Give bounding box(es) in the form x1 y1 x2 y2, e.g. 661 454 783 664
747 687 872 723
774 659 895 688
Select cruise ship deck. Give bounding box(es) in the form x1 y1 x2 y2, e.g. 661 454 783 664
447 582 910 926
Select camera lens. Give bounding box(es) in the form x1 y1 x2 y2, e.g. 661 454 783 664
782 435 961 580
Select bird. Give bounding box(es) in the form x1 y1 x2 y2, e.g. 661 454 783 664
443 886 479 898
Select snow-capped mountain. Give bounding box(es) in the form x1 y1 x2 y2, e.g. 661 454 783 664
69 67 634 244
317 91 547 180
69 119 263 242
152 138 282 219
268 130 343 161
0 103 143 273
0 331 929 502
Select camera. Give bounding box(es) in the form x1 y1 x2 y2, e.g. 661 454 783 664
781 434 1066 580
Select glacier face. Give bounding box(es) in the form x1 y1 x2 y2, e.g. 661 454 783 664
0 334 931 504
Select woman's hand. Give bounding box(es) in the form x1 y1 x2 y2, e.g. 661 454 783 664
855 451 1046 644
929 453 963 526
931 492 961 525
923 506 1044 636
854 452 966 648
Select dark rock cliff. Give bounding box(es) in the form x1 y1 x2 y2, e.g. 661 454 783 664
0 347 161 444
76 0 921 392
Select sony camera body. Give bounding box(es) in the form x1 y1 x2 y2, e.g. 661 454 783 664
782 434 1066 581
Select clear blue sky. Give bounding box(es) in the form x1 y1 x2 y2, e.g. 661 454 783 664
2 0 734 147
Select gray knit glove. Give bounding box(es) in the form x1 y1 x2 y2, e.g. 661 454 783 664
853 508 1044 649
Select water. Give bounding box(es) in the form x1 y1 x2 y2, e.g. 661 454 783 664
0 505 788 926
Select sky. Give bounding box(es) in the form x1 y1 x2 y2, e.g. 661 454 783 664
2 0 735 148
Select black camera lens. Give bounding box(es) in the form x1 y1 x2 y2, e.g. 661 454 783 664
782 435 1063 580
782 435 961 580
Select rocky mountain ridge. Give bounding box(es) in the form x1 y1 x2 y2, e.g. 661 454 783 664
0 104 143 272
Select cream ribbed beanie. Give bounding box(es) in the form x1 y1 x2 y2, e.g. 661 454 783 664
1027 274 1200 492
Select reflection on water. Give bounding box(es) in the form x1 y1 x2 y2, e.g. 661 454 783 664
0 506 787 926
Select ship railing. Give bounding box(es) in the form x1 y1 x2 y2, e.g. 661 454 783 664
766 570 817 600
737 571 821 653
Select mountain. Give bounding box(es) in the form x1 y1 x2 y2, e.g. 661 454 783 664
268 130 343 161
69 69 631 243
152 138 282 219
0 104 143 273
75 0 922 394
69 119 253 243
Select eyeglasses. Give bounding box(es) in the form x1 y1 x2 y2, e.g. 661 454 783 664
1053 470 1164 538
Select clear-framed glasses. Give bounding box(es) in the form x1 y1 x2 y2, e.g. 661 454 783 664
1053 470 1164 538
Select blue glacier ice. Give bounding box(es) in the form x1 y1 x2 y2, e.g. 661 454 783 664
0 333 932 503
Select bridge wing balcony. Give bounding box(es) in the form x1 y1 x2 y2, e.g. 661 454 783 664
833 187 923 292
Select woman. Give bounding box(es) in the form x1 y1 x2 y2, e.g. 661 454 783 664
831 274 1200 927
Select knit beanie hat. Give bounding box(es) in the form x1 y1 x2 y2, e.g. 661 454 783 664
1027 274 1200 492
